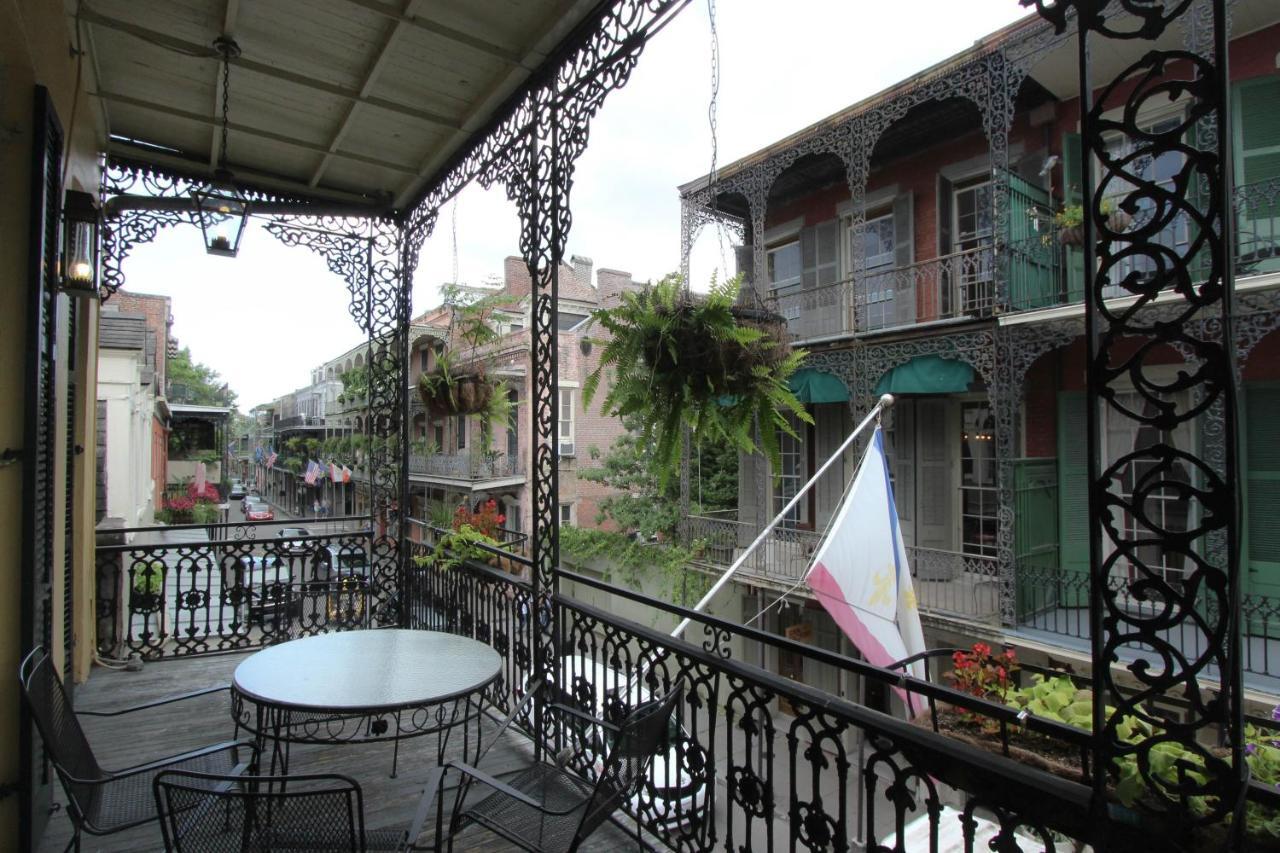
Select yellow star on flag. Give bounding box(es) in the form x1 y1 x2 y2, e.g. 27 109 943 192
868 570 893 608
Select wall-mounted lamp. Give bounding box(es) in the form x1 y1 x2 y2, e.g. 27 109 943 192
61 190 100 297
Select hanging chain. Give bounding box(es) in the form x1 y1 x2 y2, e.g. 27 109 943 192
219 55 231 171
451 199 459 285
705 0 731 284
212 36 240 174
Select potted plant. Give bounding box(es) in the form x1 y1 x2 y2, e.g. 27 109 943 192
584 272 810 485
924 643 1280 849
417 286 516 418
1054 199 1132 246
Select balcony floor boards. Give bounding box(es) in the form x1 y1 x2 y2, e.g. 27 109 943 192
37 651 644 852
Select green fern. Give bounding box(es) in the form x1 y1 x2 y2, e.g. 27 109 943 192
583 272 811 487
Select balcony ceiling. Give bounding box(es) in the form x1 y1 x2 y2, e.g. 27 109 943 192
73 0 599 207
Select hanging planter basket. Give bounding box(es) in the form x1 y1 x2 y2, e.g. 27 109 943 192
1057 224 1085 246
585 272 811 486
417 369 495 417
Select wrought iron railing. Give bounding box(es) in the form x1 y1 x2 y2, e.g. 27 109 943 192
273 414 326 430
679 514 821 583
401 551 1179 850
95 517 377 660
909 546 1001 623
1013 562 1280 678
407 450 523 481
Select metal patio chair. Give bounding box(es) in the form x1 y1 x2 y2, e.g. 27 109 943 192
438 680 683 852
18 647 255 852
154 770 440 852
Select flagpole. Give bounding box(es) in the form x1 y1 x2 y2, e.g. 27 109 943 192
670 393 894 640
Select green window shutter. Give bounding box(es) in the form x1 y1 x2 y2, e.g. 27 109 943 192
1246 385 1280 585
1062 133 1084 206
1238 77 1280 186
1007 170 1057 309
1057 391 1089 575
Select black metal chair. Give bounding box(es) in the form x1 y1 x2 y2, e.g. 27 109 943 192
18 647 255 852
439 680 683 852
154 770 440 852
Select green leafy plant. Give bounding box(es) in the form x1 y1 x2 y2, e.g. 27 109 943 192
584 272 810 487
131 560 166 598
417 287 518 417
560 526 711 608
1053 198 1116 229
192 502 220 525
412 524 500 572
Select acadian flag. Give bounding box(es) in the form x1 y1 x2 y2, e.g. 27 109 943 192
341 465 352 484
194 461 207 494
330 462 341 483
805 426 926 692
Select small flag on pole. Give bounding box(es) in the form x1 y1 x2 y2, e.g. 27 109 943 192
266 451 277 470
342 465 352 484
331 462 341 483
304 460 318 486
194 461 207 495
805 426 926 694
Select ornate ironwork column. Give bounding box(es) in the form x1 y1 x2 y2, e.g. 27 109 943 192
1026 0 1244 834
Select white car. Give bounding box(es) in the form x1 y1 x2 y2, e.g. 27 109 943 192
557 655 709 829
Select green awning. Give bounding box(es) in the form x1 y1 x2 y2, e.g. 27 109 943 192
874 355 974 396
789 368 849 404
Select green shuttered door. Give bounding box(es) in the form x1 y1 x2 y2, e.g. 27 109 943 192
1057 391 1089 606
1247 385 1280 593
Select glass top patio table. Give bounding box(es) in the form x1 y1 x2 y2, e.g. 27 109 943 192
231 629 502 774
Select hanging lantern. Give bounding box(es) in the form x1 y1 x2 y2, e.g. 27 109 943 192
193 35 247 258
193 182 248 257
61 190 100 297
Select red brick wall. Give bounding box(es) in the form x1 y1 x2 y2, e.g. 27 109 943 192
114 290 171 388
1244 329 1280 382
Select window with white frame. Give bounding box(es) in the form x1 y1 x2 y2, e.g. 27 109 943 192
960 402 997 558
952 178 995 314
1101 113 1188 296
767 241 802 291
850 212 896 330
456 414 466 450
559 502 575 526
1103 387 1195 588
558 389 575 456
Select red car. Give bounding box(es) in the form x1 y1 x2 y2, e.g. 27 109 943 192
246 502 274 522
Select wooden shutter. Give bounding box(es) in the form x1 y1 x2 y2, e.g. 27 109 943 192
889 400 915 547
1246 385 1280 589
915 398 952 550
937 176 954 255
1057 391 1090 589
1007 171 1058 309
1237 78 1280 187
1062 132 1084 204
892 193 916 325
22 84 62 852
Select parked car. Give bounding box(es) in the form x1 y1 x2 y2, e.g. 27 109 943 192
245 501 274 522
228 480 246 499
557 655 709 829
232 555 298 624
277 527 314 557
313 544 370 582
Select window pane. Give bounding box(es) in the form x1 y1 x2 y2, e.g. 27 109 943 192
768 242 801 288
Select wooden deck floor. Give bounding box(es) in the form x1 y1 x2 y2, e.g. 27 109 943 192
37 651 649 852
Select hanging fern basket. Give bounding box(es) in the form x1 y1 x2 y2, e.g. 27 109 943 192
417 369 495 417
585 273 811 486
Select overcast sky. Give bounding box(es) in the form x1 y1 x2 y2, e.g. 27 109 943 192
120 1 1030 411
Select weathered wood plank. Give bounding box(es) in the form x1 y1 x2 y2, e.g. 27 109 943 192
36 652 647 852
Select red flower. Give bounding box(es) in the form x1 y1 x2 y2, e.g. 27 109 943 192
496 514 506 524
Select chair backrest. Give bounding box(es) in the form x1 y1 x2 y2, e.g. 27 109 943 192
154 770 366 852
18 647 106 814
573 684 683 845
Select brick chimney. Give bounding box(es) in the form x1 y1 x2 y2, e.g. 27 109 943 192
571 255 594 290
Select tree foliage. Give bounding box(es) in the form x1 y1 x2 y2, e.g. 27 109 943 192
168 346 237 408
